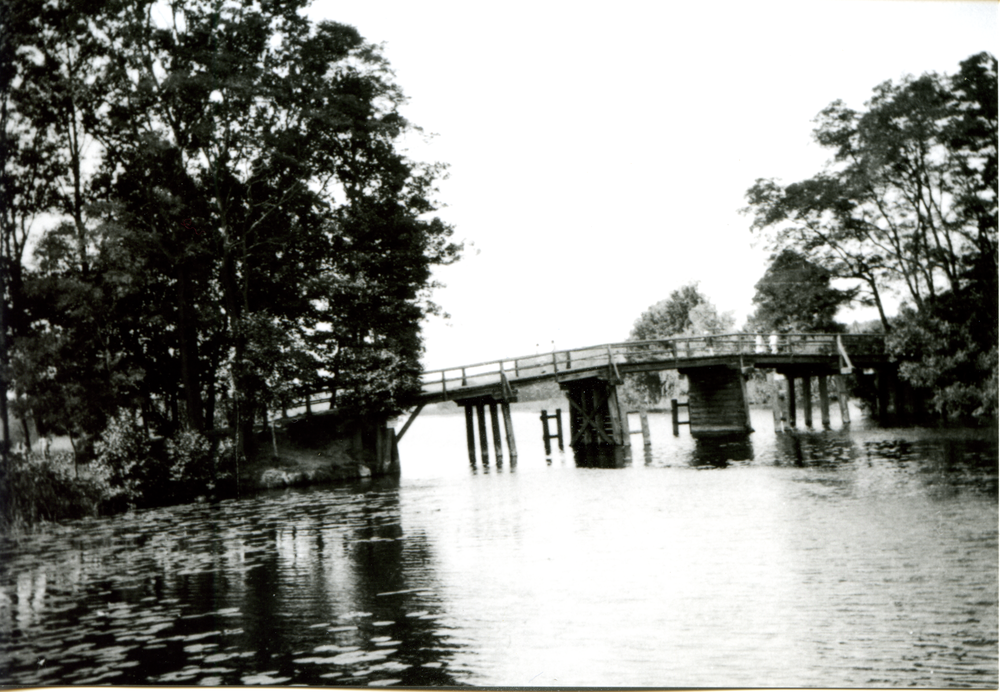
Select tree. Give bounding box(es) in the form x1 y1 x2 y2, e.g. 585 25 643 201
6 0 460 472
744 53 998 331
629 283 706 341
624 283 734 406
749 249 855 333
744 53 998 420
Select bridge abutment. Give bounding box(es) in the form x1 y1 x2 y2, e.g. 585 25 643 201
680 365 753 437
559 377 630 449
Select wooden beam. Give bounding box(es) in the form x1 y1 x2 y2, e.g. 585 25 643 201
465 405 476 463
502 401 518 461
802 375 813 427
606 383 627 446
835 374 851 424
396 403 425 442
554 408 564 450
639 410 651 446
770 372 783 433
489 402 503 464
817 375 830 427
476 402 489 464
786 376 797 427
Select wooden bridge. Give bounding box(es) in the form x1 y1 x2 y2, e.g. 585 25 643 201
397 332 889 462
282 332 891 467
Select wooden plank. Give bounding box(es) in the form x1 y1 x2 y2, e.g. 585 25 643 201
396 403 424 441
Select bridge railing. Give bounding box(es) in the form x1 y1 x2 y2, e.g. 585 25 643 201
418 332 884 398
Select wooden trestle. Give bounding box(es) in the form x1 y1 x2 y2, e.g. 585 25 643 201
456 373 518 465
561 378 631 448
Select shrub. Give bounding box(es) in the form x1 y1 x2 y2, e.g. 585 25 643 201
0 452 106 533
165 429 233 502
92 409 162 508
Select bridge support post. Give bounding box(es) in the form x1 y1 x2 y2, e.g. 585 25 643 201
817 375 831 427
802 375 813 427
835 375 851 425
475 402 489 464
786 376 797 427
458 391 519 466
554 408 564 450
489 402 503 465
464 405 476 464
561 378 629 448
770 372 783 432
640 411 651 446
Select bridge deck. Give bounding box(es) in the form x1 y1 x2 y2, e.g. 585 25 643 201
416 333 885 404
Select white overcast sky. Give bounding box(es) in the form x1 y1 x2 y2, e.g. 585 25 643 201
307 0 997 370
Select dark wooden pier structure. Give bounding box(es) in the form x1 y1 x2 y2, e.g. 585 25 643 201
407 333 887 458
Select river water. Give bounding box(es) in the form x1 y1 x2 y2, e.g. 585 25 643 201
0 407 996 687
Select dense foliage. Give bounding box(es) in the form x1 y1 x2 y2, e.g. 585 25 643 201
748 250 854 333
744 53 997 421
0 0 459 482
624 283 735 407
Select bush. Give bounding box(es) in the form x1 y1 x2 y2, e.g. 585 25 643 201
93 409 161 508
165 429 234 502
0 452 106 533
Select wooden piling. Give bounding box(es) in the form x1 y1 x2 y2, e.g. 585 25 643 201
770 373 783 432
554 408 564 451
786 376 797 427
476 402 489 463
541 409 552 455
465 405 476 463
802 375 813 427
639 411 651 446
671 399 680 436
502 401 518 461
818 375 831 427
835 374 851 424
489 402 503 464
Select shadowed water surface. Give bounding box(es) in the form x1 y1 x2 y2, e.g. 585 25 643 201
0 408 996 687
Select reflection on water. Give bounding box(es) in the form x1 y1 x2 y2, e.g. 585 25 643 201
0 408 996 687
